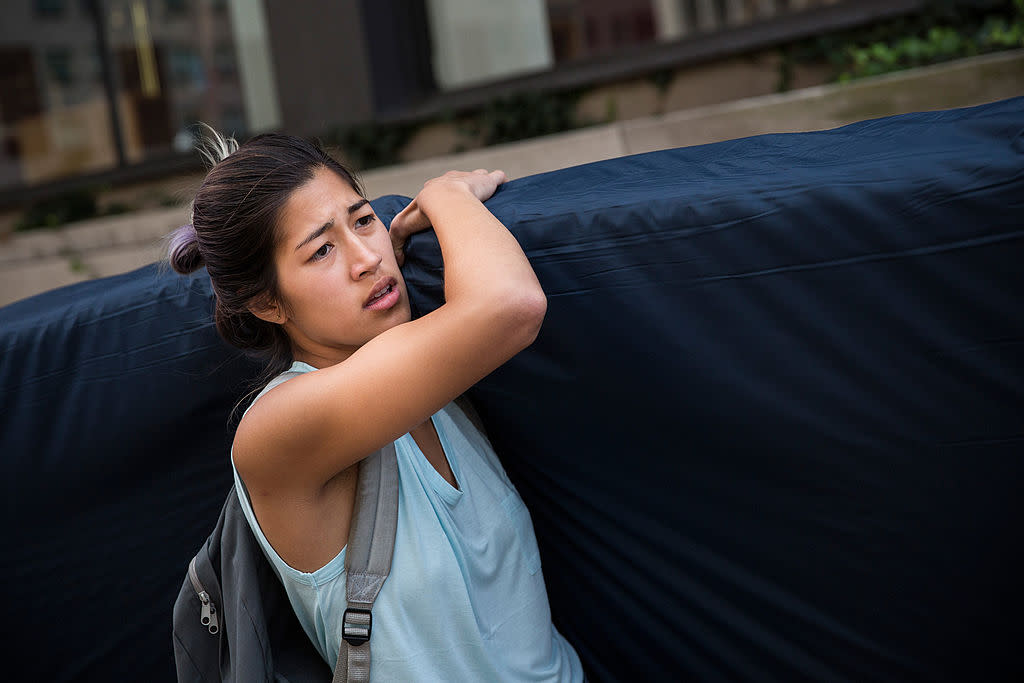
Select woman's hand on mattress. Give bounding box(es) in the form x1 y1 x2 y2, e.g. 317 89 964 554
388 201 428 266
389 169 507 266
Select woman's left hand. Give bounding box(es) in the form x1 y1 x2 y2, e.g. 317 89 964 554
388 199 430 266
389 169 507 266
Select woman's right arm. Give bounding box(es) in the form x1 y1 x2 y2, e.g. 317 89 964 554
233 171 545 490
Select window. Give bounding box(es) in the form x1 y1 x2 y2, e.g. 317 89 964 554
164 0 188 15
34 0 67 19
45 49 74 87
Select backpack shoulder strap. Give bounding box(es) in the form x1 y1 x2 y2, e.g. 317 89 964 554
333 442 399 683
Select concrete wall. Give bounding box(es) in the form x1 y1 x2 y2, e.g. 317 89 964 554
1 50 1022 307
360 49 1024 198
263 0 374 136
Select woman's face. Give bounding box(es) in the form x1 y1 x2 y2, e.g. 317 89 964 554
264 166 412 368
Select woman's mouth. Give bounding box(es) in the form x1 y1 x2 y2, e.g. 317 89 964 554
364 277 400 310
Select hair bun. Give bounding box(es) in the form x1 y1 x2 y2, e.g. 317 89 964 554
167 223 205 274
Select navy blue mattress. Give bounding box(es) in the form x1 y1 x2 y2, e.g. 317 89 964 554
2 97 1022 681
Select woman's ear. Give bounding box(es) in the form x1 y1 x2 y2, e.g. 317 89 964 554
248 295 288 325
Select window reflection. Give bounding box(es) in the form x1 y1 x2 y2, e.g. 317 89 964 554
424 0 555 90
0 0 278 191
0 0 846 193
0 2 115 189
429 0 843 84
33 0 67 20
105 0 245 160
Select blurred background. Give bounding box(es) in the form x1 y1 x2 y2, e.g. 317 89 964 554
0 0 1022 305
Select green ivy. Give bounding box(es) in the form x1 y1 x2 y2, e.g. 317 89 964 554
780 0 1023 87
14 186 142 232
323 90 586 171
839 4 1023 81
459 90 584 147
324 120 417 171
15 189 99 231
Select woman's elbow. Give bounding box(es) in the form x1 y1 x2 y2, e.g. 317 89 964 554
503 286 547 349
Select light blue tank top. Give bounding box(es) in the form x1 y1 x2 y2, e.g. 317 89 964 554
232 361 583 681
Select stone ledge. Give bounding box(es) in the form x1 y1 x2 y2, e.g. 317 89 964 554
621 49 1024 153
359 125 629 199
0 205 189 266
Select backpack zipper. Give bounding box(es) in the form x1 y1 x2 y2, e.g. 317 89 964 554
188 556 220 634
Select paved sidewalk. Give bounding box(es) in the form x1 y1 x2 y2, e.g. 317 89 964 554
1 49 1021 308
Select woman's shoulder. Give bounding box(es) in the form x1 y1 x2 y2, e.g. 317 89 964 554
231 360 320 472
245 361 318 417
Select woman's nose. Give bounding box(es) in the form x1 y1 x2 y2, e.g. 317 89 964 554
349 235 383 280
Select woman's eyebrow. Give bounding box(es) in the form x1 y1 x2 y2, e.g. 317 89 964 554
293 200 369 252
295 218 334 251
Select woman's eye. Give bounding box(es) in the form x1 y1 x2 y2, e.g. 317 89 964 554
355 213 376 228
311 243 332 261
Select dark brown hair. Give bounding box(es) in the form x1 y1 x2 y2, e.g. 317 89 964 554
169 129 363 381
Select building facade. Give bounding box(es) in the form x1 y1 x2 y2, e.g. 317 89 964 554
0 0 918 205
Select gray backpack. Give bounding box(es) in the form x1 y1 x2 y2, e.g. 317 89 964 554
173 444 398 683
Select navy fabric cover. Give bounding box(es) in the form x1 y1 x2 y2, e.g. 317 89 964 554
1 97 1022 682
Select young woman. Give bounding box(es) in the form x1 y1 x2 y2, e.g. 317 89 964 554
169 131 584 681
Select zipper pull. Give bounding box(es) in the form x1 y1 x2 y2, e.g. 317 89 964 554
189 557 219 635
199 590 219 634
